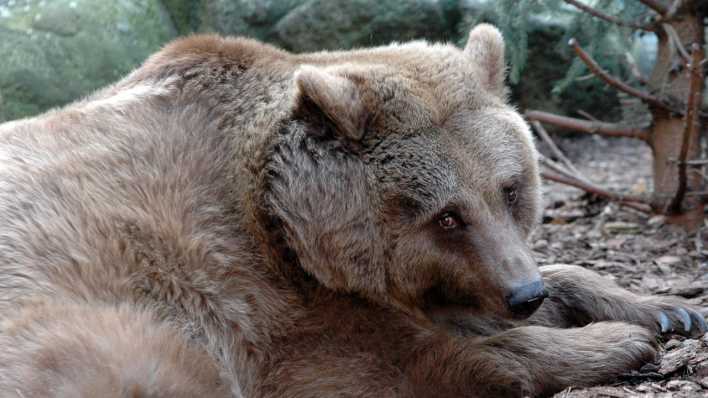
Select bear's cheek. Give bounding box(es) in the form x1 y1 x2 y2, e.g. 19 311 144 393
386 233 487 306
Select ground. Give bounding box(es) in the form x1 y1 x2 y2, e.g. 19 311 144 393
533 135 708 398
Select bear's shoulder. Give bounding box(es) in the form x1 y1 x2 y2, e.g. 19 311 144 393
121 34 292 87
157 34 289 63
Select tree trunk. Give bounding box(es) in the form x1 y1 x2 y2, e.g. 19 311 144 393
647 0 705 230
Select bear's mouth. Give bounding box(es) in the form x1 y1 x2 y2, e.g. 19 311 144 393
422 284 482 315
421 285 516 335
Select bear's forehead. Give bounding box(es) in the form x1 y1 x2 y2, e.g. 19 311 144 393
300 40 535 193
372 112 532 193
297 41 499 112
301 41 468 73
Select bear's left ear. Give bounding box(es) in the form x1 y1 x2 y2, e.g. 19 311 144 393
294 66 368 141
464 24 507 97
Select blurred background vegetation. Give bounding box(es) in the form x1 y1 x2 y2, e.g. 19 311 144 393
0 0 668 123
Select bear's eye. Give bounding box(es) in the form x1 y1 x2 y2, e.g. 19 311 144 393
438 212 461 230
504 186 518 206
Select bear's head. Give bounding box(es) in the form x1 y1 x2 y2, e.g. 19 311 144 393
265 24 545 322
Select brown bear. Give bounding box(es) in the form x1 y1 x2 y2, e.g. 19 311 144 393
0 24 704 397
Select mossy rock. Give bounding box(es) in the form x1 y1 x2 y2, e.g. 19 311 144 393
0 0 176 122
162 0 203 34
200 0 307 40
273 0 451 52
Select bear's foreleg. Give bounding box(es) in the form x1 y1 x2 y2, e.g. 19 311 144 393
529 264 707 337
406 322 656 397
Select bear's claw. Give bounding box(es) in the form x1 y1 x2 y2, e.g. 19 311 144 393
656 312 672 334
655 306 706 337
675 308 692 333
690 309 707 333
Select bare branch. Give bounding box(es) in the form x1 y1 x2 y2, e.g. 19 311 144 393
577 109 600 122
668 158 708 165
624 52 650 85
541 169 652 213
531 121 589 182
569 38 672 111
637 0 669 15
539 155 577 180
668 43 705 213
525 110 650 141
663 23 691 64
685 159 708 165
665 0 681 19
688 169 708 185
563 0 654 31
537 153 649 212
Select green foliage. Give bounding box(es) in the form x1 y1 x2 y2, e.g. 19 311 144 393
161 0 203 34
462 0 652 93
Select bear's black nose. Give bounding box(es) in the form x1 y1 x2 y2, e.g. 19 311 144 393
506 280 548 319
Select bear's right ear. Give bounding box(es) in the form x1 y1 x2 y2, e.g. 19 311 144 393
464 24 507 97
294 66 368 141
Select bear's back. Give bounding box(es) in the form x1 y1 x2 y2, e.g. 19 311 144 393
0 85 242 317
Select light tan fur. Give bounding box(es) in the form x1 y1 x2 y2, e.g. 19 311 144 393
0 303 230 398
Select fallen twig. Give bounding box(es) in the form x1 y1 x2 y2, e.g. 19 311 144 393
531 121 589 182
538 153 651 213
669 158 708 166
538 155 576 179
541 169 652 213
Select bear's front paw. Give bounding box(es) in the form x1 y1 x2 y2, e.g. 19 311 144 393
640 297 707 337
533 322 658 391
485 323 657 396
582 322 658 371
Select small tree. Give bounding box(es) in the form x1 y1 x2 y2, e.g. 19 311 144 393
491 0 706 230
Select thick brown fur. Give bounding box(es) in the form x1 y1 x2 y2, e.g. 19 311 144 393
0 24 704 397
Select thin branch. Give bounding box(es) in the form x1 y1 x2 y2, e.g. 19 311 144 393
569 38 672 111
541 169 652 212
537 154 648 207
689 168 708 183
539 155 575 178
663 23 691 64
668 43 705 213
668 158 708 165
664 0 681 19
531 121 589 182
624 52 650 85
563 0 654 31
695 228 703 258
684 159 708 165
637 0 669 15
577 109 600 122
526 110 650 141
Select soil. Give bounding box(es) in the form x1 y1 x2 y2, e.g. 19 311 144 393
533 135 708 398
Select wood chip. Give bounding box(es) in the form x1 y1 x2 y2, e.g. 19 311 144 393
669 284 706 298
665 379 701 391
656 255 683 266
659 340 702 375
603 221 641 233
698 377 708 388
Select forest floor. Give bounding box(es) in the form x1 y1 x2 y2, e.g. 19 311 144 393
533 135 708 398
